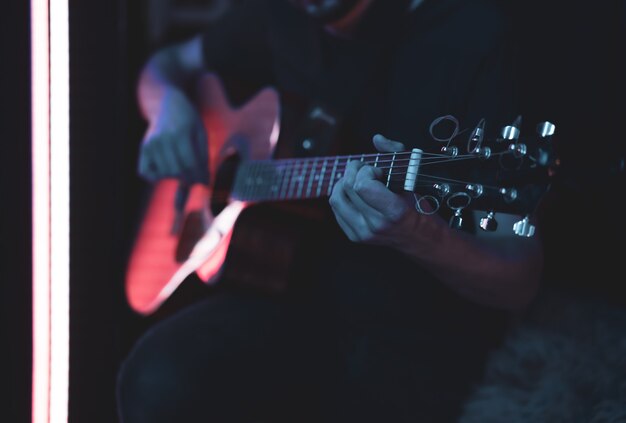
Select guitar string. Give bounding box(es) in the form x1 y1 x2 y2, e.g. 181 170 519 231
253 150 509 167
258 145 520 164
221 170 507 202
236 171 522 201
239 151 513 187
235 151 516 199
244 151 512 177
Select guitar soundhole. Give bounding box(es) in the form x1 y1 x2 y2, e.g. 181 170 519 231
211 153 240 216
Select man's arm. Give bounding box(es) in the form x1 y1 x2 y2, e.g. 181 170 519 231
136 35 209 184
329 135 543 311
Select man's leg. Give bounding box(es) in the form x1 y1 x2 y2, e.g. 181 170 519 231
116 291 329 423
315 242 508 423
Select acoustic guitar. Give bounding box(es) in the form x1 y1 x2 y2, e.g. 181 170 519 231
125 73 558 316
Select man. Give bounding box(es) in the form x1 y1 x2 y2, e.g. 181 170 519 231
117 0 544 421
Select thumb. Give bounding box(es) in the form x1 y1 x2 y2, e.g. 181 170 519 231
372 133 406 153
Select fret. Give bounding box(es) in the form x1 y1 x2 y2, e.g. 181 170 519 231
280 162 293 199
236 153 400 201
328 157 340 195
287 161 300 199
254 163 267 200
232 163 249 200
257 163 279 201
269 165 283 200
277 165 287 199
305 158 317 198
335 155 351 182
248 162 259 200
317 158 328 197
296 160 307 198
243 163 254 199
386 153 396 188
235 152 414 202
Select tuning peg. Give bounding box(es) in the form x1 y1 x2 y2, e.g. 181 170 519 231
513 215 536 237
501 115 522 140
465 184 484 198
508 142 527 158
473 146 491 159
479 211 498 232
449 209 464 230
499 187 518 203
536 121 556 138
470 125 484 142
441 146 458 157
433 183 450 197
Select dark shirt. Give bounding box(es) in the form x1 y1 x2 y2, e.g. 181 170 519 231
201 0 518 154
199 0 518 315
116 4 524 421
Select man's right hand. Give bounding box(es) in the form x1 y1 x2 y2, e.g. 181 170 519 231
137 88 209 185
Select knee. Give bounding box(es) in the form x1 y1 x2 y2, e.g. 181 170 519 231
116 340 185 422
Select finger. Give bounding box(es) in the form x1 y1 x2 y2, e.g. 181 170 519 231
184 125 209 184
173 141 202 185
344 167 388 228
137 142 161 182
352 167 409 222
344 187 387 236
360 186 409 222
372 133 406 153
155 139 180 177
190 124 210 184
329 180 369 240
333 210 361 242
342 159 365 187
137 147 152 181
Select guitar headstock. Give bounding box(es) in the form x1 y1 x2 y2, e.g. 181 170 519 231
396 115 558 236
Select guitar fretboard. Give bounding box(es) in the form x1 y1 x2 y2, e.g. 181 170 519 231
231 153 407 202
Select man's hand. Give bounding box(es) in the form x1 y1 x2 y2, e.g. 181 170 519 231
137 88 209 185
329 134 441 251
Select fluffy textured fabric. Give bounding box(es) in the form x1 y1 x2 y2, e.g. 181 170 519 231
459 288 626 423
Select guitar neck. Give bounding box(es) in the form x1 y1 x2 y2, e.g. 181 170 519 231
231 152 410 202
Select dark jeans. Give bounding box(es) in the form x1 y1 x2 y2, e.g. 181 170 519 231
116 243 507 423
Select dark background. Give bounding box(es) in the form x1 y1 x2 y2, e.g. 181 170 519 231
1 0 624 422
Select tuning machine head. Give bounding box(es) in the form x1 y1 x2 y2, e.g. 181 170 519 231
500 115 522 141
449 209 464 230
479 211 498 232
536 121 556 138
513 215 536 237
441 146 459 157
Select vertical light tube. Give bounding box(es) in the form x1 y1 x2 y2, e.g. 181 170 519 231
32 0 70 421
49 0 70 420
31 0 51 420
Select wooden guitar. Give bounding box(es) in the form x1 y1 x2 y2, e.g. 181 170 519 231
125 73 558 316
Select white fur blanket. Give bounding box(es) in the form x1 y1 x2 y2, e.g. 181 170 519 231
459 289 626 423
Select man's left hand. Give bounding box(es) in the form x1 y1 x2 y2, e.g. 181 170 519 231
329 134 419 249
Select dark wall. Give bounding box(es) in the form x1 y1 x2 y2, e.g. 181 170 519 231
510 0 625 302
1 2 32 423
67 0 153 421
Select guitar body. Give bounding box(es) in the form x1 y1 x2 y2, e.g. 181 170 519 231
126 73 282 315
